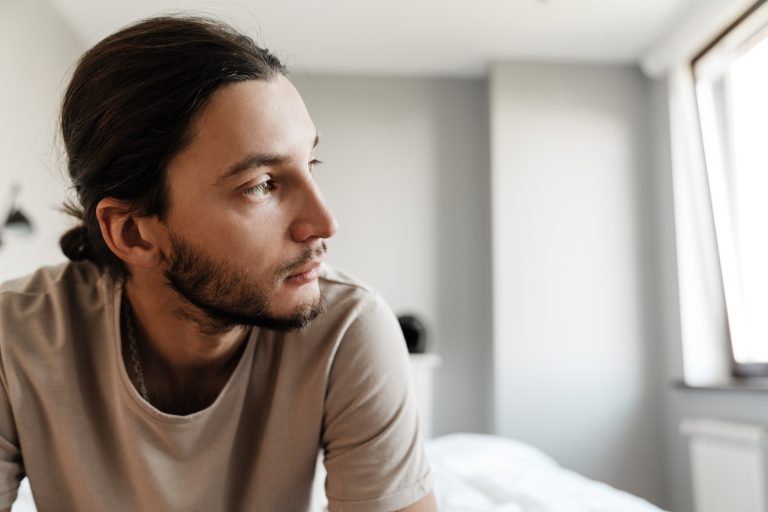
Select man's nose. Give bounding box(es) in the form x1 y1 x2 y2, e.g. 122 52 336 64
290 180 338 242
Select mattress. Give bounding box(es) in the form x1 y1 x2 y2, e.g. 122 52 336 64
426 433 666 512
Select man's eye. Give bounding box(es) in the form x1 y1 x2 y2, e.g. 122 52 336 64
243 179 274 199
309 159 323 173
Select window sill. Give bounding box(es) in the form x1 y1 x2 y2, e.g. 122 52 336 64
675 378 768 393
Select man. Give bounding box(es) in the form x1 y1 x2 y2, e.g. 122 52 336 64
0 15 436 511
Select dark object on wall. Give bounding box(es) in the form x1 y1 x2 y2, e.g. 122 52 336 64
0 184 34 249
398 314 427 354
5 208 33 234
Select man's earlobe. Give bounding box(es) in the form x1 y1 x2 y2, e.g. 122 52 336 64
95 198 163 269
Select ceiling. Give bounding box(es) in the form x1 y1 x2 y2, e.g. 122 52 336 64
47 0 701 76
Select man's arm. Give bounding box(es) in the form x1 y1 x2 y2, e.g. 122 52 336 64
322 292 436 511
1 340 23 512
398 490 438 512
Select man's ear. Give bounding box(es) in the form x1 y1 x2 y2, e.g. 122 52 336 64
95 197 165 269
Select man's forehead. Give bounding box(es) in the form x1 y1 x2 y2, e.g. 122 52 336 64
194 78 310 136
170 78 317 180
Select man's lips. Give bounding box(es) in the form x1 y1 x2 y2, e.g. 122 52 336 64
286 260 323 279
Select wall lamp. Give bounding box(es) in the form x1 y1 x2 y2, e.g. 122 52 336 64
0 184 34 248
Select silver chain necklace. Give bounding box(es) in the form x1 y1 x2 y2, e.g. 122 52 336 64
122 290 150 401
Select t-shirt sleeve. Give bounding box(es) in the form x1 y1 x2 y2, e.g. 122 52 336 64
321 292 433 512
0 343 24 509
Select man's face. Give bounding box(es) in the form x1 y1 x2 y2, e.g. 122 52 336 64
159 76 337 333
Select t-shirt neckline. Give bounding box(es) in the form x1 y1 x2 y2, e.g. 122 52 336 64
109 278 257 424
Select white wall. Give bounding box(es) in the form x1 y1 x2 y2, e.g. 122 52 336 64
291 75 494 436
490 62 666 506
0 0 82 282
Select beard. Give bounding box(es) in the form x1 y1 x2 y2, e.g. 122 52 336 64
163 232 327 335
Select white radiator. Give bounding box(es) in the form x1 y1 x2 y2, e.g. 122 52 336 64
681 419 768 512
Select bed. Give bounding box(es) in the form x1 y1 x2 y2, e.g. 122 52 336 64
13 434 665 511
419 433 665 512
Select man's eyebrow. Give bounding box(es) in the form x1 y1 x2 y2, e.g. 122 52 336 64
215 134 320 185
215 153 286 185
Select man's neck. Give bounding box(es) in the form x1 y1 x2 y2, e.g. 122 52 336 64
122 271 251 393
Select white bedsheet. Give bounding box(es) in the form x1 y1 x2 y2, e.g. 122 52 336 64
426 433 666 512
10 477 35 512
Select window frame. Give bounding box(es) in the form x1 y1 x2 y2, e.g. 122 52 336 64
692 0 768 379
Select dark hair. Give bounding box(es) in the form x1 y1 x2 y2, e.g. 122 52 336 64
59 15 286 278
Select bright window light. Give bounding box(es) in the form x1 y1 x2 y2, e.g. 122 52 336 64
729 36 768 363
695 10 768 370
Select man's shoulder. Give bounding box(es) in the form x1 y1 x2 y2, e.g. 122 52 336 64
319 264 375 294
308 264 402 343
0 260 106 297
289 264 402 366
0 260 110 344
318 264 382 314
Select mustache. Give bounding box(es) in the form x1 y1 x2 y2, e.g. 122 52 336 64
280 241 327 276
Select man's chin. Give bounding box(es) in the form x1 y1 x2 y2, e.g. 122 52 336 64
254 296 326 332
276 279 321 307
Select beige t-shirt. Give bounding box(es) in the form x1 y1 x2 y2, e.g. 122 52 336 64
0 261 432 511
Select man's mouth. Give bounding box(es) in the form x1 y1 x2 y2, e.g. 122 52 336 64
284 242 327 282
285 259 323 283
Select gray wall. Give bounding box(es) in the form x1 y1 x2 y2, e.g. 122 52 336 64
489 62 667 506
291 75 494 436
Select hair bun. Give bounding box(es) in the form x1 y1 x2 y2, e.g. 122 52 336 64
59 224 94 262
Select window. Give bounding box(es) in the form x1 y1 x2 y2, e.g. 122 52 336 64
694 1 768 377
